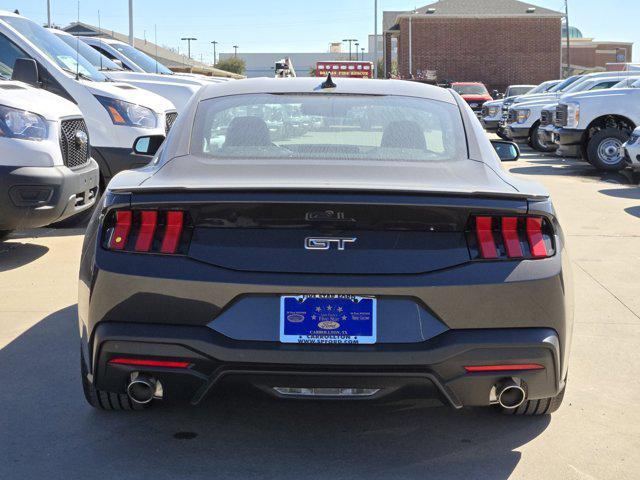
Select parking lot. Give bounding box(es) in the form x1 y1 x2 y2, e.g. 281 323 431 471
1 142 638 480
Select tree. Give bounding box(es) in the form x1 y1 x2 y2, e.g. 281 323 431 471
215 57 246 75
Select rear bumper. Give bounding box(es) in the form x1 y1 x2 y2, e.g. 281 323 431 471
89 322 562 407
0 161 99 230
555 128 584 158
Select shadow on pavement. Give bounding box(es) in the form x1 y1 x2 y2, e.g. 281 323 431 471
0 306 551 480
0 241 48 272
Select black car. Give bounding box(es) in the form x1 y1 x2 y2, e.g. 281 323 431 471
79 78 572 416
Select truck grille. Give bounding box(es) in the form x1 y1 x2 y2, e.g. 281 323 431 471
165 112 178 134
555 104 568 127
59 118 90 169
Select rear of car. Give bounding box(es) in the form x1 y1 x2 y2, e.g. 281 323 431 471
79 79 572 415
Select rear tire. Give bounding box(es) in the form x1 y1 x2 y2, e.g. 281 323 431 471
586 128 630 171
81 349 146 411
500 385 565 416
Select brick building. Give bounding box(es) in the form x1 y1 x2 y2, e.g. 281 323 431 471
383 0 564 91
562 26 633 73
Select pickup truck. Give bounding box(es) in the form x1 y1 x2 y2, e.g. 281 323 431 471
555 87 640 170
482 80 559 136
506 75 630 151
450 82 492 115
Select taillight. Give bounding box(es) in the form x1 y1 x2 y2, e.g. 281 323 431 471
469 215 554 260
105 209 190 254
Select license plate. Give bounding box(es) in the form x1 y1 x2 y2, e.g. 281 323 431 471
280 295 376 344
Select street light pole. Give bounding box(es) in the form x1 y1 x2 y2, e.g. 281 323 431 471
343 39 358 61
565 0 571 77
211 41 218 65
128 0 134 46
233 45 239 57
361 47 365 61
181 37 197 60
355 42 359 60
47 0 51 27
374 0 378 78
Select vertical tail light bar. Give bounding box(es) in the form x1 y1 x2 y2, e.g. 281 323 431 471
134 211 158 252
501 217 523 258
475 216 498 259
160 211 184 254
470 215 553 260
108 210 132 250
526 217 548 258
105 209 189 255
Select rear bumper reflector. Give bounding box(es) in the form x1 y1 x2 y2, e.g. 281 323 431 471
464 364 545 373
108 358 191 369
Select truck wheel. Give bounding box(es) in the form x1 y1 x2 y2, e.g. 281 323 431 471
81 349 146 411
500 385 565 416
530 125 557 153
0 230 12 241
587 128 630 171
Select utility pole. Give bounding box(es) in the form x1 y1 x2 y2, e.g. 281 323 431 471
565 0 571 77
343 39 358 61
128 0 133 46
233 45 239 57
374 0 378 78
361 47 365 61
211 41 218 65
181 37 197 59
408 9 418 78
355 42 359 60
46 0 51 27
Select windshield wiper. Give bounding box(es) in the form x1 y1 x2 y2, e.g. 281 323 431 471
61 67 95 82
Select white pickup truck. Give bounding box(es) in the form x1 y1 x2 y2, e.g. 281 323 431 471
555 86 640 170
481 81 557 136
0 79 99 239
506 73 634 151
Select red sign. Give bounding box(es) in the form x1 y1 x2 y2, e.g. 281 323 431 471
316 61 374 78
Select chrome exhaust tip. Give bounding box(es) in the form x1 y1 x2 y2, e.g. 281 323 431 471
495 379 527 409
126 374 162 404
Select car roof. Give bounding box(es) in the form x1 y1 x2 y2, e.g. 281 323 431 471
198 77 457 104
451 82 485 85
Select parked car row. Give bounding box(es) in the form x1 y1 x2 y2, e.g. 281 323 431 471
482 71 640 171
0 10 233 238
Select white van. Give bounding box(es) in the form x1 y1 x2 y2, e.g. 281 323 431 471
0 79 99 239
80 36 230 83
0 11 176 188
51 29 204 112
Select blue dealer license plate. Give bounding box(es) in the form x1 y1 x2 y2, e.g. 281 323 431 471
280 295 376 344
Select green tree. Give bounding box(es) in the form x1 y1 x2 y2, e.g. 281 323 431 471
215 57 246 75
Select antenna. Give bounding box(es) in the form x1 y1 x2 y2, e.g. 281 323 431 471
98 10 103 71
154 24 158 74
75 1 80 80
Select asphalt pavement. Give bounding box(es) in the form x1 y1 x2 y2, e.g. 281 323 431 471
1 145 639 479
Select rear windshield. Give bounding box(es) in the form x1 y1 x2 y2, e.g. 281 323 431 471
452 84 488 95
191 94 466 162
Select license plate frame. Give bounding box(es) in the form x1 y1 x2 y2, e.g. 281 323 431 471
279 295 377 345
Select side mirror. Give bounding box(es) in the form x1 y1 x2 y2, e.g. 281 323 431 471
11 58 39 87
491 140 520 162
133 135 165 156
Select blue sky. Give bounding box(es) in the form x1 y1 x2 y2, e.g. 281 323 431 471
3 0 638 62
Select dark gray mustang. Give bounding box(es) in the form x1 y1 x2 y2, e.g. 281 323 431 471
79 77 572 415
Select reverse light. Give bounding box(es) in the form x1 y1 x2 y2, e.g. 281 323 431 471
108 358 191 368
471 215 554 260
105 209 189 254
95 95 158 129
464 364 545 373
